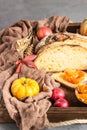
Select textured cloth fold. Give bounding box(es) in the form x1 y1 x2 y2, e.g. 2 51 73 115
0 16 70 73
0 16 70 130
2 65 60 130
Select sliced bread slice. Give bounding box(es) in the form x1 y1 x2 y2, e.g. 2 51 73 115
34 44 87 72
52 71 87 89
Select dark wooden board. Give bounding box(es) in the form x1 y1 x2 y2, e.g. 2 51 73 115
0 105 87 123
1 22 87 123
67 22 81 33
48 107 87 122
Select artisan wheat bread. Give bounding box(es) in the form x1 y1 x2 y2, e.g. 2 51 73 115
63 33 87 49
35 33 87 54
51 71 87 89
35 33 70 53
34 44 87 72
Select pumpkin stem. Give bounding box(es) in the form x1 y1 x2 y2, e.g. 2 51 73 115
23 79 26 86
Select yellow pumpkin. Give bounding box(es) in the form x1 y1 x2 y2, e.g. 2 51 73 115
11 77 40 99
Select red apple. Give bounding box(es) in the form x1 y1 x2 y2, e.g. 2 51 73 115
54 98 69 108
51 88 65 101
37 26 52 40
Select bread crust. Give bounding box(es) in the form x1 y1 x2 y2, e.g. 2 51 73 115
35 44 87 72
35 32 87 54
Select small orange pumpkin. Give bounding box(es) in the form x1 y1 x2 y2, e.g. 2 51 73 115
11 77 40 99
75 84 87 104
80 19 87 36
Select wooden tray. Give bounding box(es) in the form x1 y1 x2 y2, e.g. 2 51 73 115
1 22 87 123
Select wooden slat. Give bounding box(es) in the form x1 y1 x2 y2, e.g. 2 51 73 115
0 105 13 123
0 104 87 123
67 22 80 33
48 107 87 122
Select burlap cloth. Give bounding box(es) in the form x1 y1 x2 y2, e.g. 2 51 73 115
1 16 85 130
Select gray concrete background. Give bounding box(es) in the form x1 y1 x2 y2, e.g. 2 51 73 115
0 0 87 130
0 0 87 29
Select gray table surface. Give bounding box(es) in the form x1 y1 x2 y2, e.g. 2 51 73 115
0 0 87 130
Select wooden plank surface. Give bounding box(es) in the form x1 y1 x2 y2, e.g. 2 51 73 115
0 104 87 123
48 107 87 122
